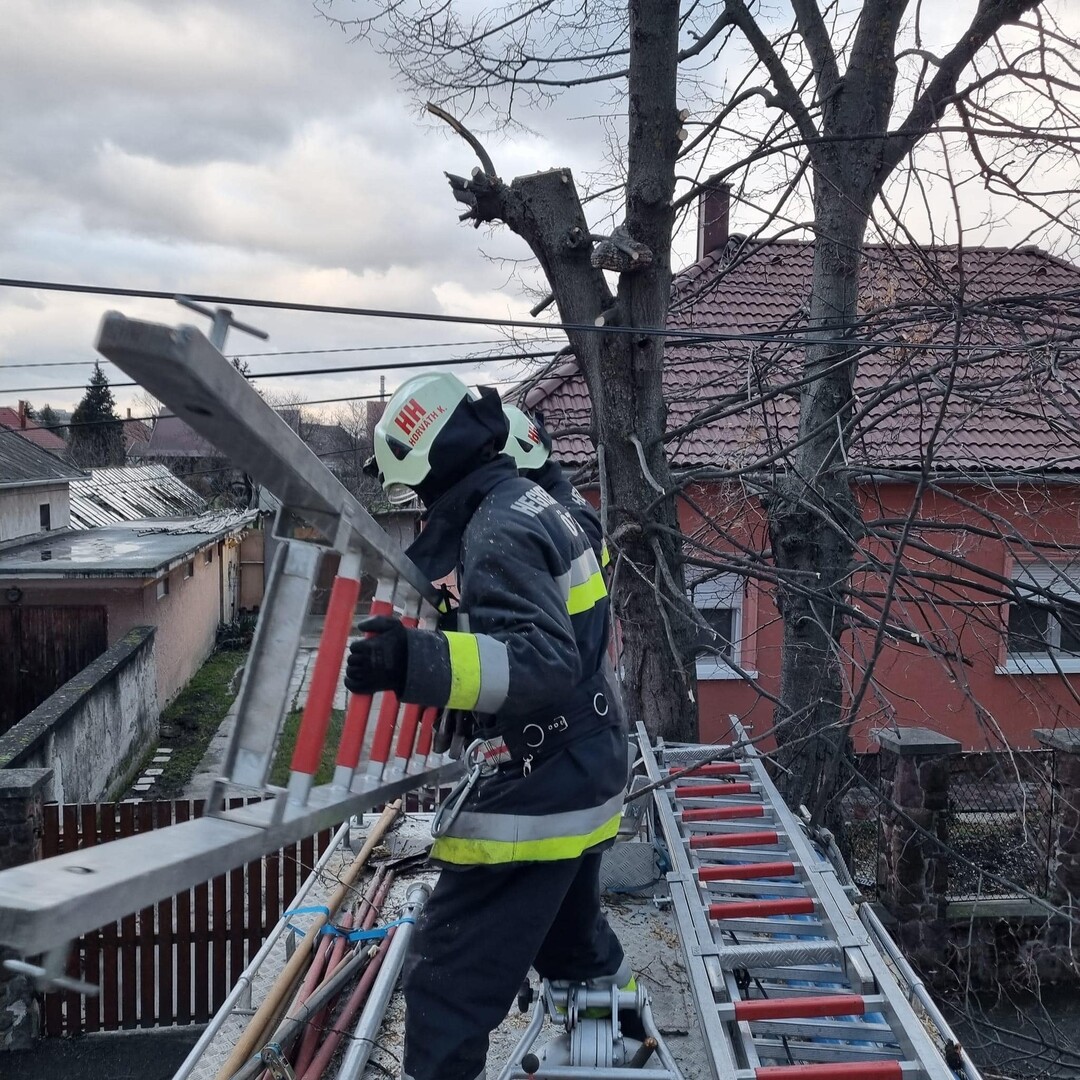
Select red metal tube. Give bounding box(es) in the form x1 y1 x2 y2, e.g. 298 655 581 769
709 898 815 920
734 994 866 1021
299 931 395 1080
335 597 394 773
690 830 779 849
675 782 754 797
755 1064 902 1079
415 706 438 758
290 568 362 778
673 762 744 777
698 861 796 882
682 805 764 823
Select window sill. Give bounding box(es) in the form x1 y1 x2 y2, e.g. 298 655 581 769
696 663 758 681
996 656 1080 675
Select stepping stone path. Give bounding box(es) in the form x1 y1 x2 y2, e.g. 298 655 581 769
124 747 174 801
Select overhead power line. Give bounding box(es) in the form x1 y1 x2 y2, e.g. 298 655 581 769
0 350 555 398
4 275 1079 354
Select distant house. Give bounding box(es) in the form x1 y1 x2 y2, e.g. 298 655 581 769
0 400 68 458
0 428 84 545
120 408 152 457
131 408 245 502
527 184 1080 753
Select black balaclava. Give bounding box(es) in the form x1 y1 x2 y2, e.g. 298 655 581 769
412 385 510 507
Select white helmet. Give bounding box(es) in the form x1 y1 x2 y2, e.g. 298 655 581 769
502 405 551 472
373 372 507 504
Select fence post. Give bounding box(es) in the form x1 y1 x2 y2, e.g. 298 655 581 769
1034 729 1080 974
876 727 961 971
0 768 52 1050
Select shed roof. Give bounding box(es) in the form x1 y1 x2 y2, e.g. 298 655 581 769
0 511 255 578
525 241 1080 474
69 464 206 529
0 428 84 488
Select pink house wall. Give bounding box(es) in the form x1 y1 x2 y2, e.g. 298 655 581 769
678 480 1080 753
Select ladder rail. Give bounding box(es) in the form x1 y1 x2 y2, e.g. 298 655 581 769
638 723 965 1080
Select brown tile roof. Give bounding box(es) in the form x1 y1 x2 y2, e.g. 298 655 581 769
524 241 1080 474
0 406 69 455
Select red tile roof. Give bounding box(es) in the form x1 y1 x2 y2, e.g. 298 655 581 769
0 406 68 454
525 241 1080 474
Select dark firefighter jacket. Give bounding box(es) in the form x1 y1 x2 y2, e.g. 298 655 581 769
401 455 627 867
527 458 609 569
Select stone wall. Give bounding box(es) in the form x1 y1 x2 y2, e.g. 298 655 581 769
0 626 158 802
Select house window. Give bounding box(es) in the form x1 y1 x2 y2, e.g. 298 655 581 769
1002 562 1080 673
688 572 745 679
204 548 213 565
39 504 51 530
156 576 170 600
185 560 195 580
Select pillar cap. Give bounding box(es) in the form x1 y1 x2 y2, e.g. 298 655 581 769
0 768 53 799
875 727 962 757
1034 728 1080 753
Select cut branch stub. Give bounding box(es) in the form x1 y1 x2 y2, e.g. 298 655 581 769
590 224 654 273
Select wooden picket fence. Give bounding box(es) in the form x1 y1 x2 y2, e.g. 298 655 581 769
39 799 336 1035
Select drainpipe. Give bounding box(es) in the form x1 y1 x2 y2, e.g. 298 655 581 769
218 540 225 627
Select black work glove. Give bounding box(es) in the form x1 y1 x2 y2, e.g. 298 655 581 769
344 616 408 696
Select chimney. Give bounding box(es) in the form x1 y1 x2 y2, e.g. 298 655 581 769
697 178 730 261
380 375 386 401
17 400 27 428
127 408 132 419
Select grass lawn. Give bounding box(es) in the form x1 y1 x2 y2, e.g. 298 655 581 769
269 708 345 787
150 648 248 798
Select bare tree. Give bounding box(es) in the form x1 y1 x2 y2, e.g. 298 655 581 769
316 1 1080 775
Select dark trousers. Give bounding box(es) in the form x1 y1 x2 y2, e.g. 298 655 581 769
401 852 624 1080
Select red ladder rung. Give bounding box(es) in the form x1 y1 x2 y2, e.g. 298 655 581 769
675 782 754 797
699 861 796 882
708 898 814 920
755 1064 902 1079
734 993 866 1021
682 805 764 823
673 762 744 777
690 830 779 849
290 568 361 778
336 597 393 774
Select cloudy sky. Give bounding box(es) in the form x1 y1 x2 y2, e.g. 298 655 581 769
0 0 611 418
2 1 1077 419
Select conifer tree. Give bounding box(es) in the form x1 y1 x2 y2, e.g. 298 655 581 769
68 364 124 467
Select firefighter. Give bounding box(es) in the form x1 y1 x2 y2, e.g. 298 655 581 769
345 372 630 1080
501 403 609 568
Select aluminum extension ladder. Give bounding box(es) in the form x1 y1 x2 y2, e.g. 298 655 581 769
0 312 464 984
640 721 972 1080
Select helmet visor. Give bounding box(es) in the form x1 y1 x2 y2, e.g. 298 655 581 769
385 482 416 506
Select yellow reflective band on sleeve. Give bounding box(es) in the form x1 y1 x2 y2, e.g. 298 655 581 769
566 570 608 616
442 631 481 710
430 811 622 866
601 543 611 568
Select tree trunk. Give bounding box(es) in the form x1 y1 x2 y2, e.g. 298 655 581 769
768 192 867 811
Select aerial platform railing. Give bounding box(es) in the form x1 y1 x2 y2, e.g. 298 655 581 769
0 312 464 978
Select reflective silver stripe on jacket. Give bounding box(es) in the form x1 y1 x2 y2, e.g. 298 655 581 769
440 789 626 843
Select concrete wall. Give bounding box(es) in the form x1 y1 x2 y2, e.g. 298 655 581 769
0 627 158 802
0 484 69 543
1 534 247 709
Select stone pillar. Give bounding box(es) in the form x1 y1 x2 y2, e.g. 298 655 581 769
876 728 961 970
0 768 52 1051
1035 730 1080 976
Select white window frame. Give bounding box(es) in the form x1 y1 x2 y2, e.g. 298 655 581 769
998 560 1080 675
688 571 750 680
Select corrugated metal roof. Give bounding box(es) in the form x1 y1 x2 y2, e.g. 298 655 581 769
0 427 84 487
526 241 1080 473
69 464 206 530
